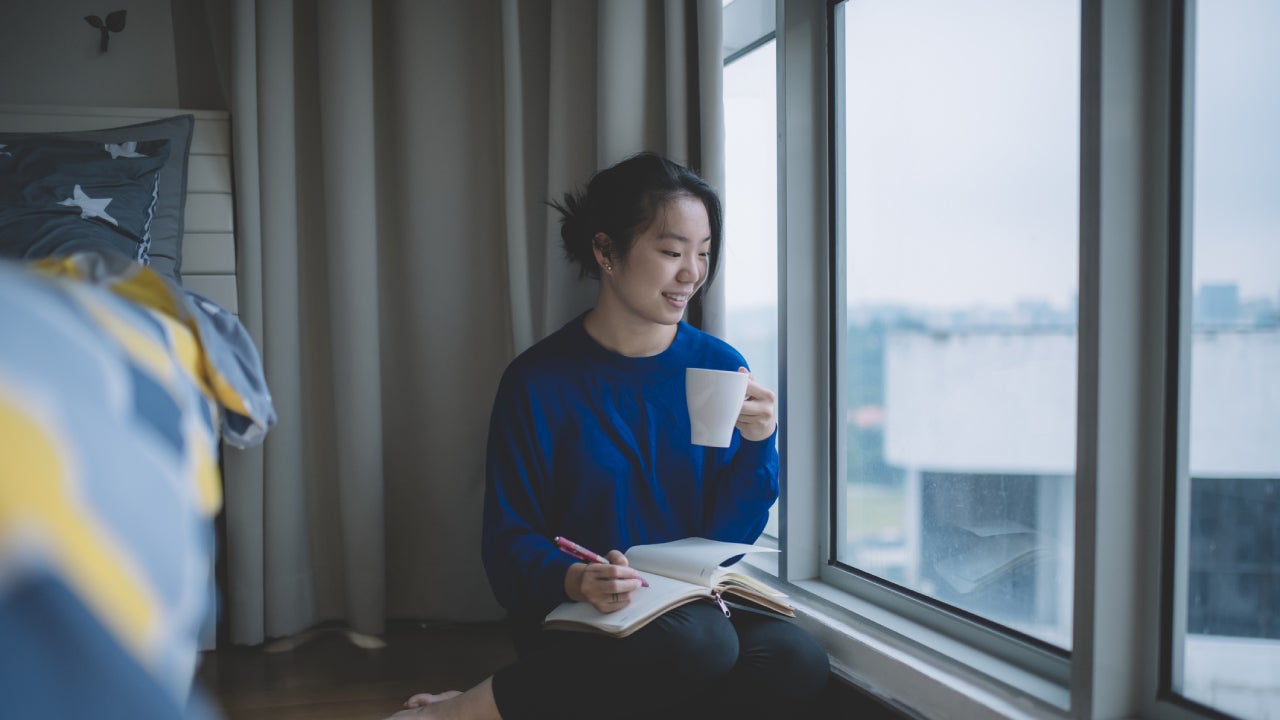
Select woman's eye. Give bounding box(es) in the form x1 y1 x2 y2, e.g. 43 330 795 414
663 250 680 258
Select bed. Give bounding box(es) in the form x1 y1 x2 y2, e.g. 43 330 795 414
0 106 271 718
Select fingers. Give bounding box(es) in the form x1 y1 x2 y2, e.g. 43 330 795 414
738 367 774 402
580 557 640 582
589 589 635 614
580 561 644 612
581 564 645 594
735 367 778 441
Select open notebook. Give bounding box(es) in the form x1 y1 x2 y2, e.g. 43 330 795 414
543 538 794 638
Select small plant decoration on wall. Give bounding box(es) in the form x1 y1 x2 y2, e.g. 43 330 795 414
85 10 127 52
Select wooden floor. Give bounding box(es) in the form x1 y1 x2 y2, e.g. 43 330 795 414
197 619 908 720
196 621 517 720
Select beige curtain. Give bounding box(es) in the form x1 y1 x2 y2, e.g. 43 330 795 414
219 0 724 646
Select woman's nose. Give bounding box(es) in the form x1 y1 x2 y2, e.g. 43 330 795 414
677 255 701 283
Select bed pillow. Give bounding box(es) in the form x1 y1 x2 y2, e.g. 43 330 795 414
0 114 194 282
0 138 171 264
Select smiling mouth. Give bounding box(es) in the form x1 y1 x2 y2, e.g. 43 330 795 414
663 292 690 304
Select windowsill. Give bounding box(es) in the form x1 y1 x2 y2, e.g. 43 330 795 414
741 554 1071 720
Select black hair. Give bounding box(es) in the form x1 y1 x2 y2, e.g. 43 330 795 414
549 152 723 291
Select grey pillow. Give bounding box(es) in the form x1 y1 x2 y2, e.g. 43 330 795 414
0 137 171 264
0 114 194 283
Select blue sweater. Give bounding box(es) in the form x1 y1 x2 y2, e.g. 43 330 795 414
482 315 780 618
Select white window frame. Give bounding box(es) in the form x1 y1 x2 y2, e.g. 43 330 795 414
715 1 1235 718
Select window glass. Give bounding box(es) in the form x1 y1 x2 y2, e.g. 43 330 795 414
835 0 1079 648
723 38 779 537
1179 1 1280 716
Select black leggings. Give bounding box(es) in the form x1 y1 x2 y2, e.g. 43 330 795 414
491 601 830 720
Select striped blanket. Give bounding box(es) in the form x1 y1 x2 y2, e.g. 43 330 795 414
0 252 274 718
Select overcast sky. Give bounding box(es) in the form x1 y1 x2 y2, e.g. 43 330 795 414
723 0 1278 311
1190 0 1280 300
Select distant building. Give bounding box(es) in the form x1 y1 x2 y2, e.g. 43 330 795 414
857 326 1279 706
1196 283 1241 326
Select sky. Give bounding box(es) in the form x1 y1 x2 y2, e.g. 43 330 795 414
1190 0 1280 299
722 43 778 314
722 0 1279 312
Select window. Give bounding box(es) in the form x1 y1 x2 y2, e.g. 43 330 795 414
719 1 1277 718
831 0 1080 650
722 0 779 537
1172 1 1280 717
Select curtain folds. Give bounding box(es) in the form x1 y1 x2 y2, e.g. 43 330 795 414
219 0 724 646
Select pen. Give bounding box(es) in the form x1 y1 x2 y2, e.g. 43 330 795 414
553 535 649 587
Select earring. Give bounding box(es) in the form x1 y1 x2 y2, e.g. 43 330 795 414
604 263 613 272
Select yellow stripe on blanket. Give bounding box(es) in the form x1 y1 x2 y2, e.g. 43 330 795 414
165 316 224 516
0 392 159 662
33 256 183 318
79 298 181 389
33 256 256 435
193 425 222 516
53 285 223 516
85 297 223 516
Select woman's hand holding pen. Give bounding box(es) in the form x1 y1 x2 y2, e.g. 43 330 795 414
735 367 778 442
568 551 645 614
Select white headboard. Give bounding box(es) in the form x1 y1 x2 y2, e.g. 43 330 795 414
0 104 238 314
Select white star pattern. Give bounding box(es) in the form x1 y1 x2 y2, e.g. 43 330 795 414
58 184 119 226
104 141 144 159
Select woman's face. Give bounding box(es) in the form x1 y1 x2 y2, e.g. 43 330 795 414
605 194 712 328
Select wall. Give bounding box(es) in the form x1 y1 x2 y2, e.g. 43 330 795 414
0 0 224 110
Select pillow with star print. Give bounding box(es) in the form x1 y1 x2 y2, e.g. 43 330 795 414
0 137 171 264
0 114 194 283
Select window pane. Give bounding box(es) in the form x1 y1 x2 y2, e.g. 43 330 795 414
1179 1 1280 716
723 39 779 537
835 0 1079 648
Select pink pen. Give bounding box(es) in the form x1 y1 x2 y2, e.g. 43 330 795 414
553 536 649 587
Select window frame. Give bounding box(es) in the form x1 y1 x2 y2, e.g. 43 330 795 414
1158 2 1274 718
1159 0 1197 714
721 0 780 542
714 1 1257 718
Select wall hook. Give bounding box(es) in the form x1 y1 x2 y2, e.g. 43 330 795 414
84 10 127 52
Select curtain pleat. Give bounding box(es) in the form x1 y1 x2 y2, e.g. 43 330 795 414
501 0 536 353
217 0 723 646
694 0 726 336
257 0 313 640
222 0 266 647
314 0 386 636
539 0 599 341
664 0 691 165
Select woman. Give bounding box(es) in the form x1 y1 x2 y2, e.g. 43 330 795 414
393 152 828 720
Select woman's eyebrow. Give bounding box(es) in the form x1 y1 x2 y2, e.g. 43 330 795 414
658 231 713 244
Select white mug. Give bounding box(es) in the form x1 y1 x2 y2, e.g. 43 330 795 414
686 368 749 447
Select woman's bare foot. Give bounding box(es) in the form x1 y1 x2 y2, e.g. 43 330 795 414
381 677 501 720
404 690 463 708
381 690 465 718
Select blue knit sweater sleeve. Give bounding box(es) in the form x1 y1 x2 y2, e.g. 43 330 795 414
703 429 780 543
481 358 575 616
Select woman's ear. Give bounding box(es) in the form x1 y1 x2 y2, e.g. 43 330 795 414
592 233 614 274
